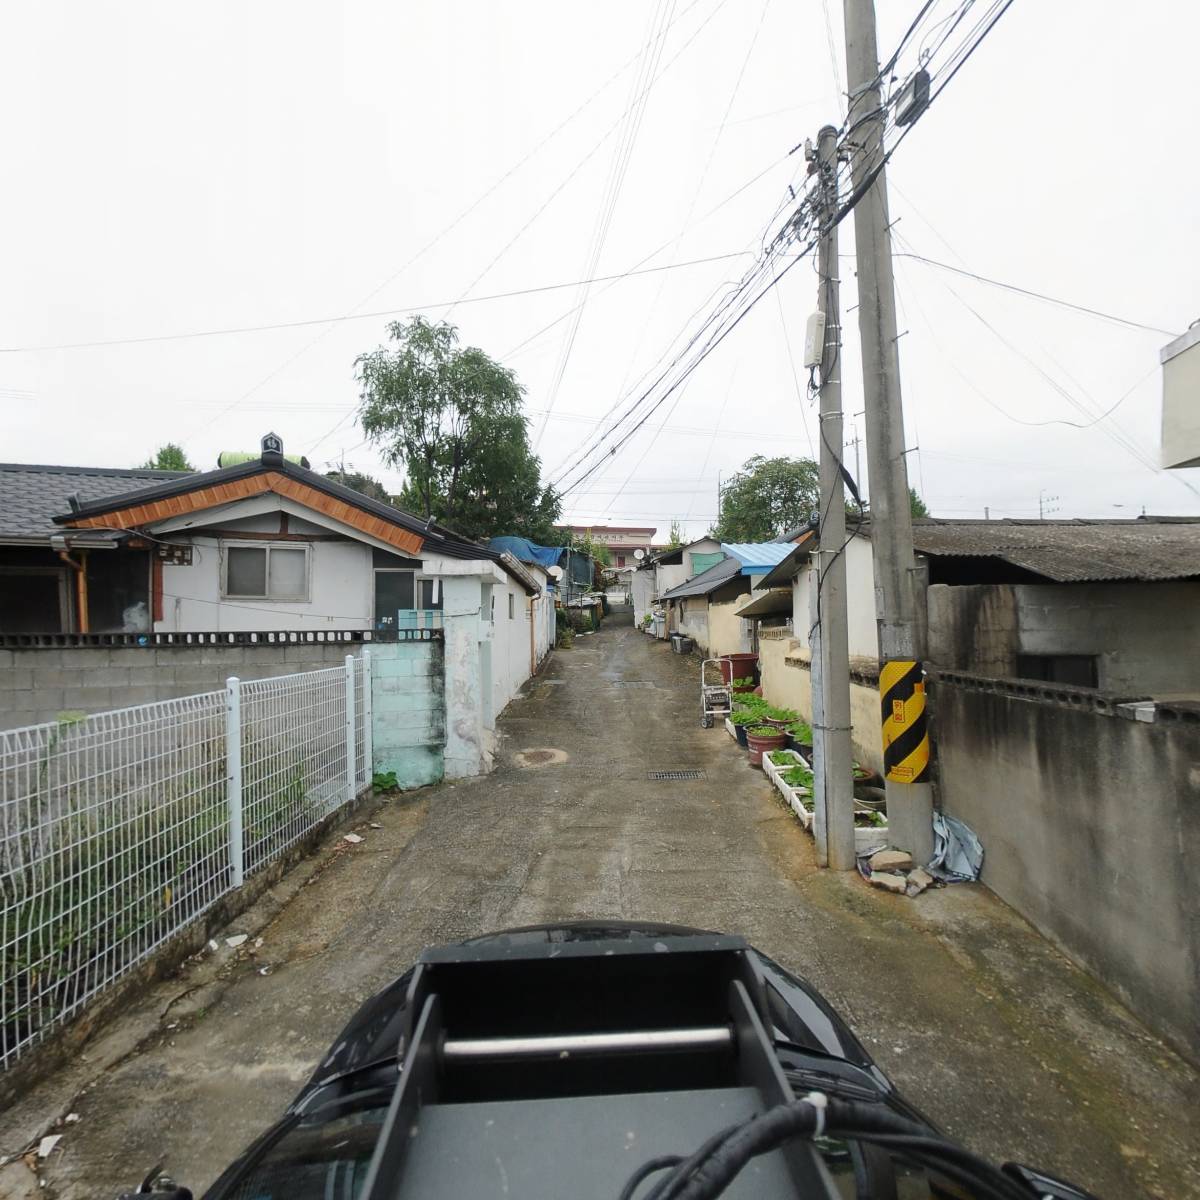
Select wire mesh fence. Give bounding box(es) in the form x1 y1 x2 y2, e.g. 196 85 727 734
0 655 371 1070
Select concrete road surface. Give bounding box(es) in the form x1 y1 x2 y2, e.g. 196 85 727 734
3 615 1198 1198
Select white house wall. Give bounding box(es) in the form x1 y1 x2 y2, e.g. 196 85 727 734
791 537 878 660
158 536 373 632
490 573 535 721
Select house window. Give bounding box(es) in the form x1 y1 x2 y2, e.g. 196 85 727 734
508 592 515 619
1016 654 1099 688
616 554 626 567
223 544 309 601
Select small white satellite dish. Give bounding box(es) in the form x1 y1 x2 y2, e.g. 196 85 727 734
634 548 646 560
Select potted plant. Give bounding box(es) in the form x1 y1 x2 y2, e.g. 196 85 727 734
852 761 884 789
760 705 799 730
763 747 806 791
729 709 759 748
731 675 756 695
745 724 787 766
785 719 813 756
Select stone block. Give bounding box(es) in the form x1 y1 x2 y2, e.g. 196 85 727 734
173 664 223 687
13 648 62 667
907 867 934 894
869 871 908 895
0 648 12 668
60 686 113 712
118 686 166 706
107 647 156 665
869 849 913 874
27 688 64 711
127 665 167 685
0 668 35 690
89 667 132 687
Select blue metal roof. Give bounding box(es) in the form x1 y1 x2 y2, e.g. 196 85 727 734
720 542 798 574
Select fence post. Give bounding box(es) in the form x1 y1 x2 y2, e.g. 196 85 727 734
226 675 244 888
362 649 373 788
344 654 356 802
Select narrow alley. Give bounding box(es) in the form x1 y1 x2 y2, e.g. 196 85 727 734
4 615 1198 1199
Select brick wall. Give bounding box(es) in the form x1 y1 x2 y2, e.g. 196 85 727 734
0 643 367 730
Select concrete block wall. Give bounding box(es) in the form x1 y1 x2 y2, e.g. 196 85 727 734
370 640 445 789
0 643 376 730
931 674 1200 1064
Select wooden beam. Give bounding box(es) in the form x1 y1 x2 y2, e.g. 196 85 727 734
62 471 425 556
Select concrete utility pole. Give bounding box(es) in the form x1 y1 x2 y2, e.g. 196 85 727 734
842 0 933 863
812 125 856 871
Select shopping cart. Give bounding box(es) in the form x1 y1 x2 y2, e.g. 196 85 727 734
699 658 732 728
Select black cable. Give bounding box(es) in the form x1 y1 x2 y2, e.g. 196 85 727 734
616 1155 684 1200
620 1097 1036 1200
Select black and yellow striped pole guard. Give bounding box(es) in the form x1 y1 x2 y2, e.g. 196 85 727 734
879 659 930 784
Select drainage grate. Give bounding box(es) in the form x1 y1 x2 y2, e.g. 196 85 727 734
611 681 654 688
647 770 706 781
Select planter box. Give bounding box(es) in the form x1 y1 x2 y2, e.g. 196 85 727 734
855 823 889 855
785 786 814 830
724 717 736 739
763 749 806 790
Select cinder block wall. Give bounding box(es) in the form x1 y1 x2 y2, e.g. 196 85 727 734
0 643 365 730
370 640 445 788
932 674 1200 1064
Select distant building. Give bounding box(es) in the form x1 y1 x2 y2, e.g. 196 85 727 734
555 524 660 569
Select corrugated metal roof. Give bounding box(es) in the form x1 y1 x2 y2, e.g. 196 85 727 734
0 463 191 542
910 518 1200 583
659 555 741 600
721 542 798 572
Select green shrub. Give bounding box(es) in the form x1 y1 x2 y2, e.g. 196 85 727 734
731 676 755 687
372 770 399 791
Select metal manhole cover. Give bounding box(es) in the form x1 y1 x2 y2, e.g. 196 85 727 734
647 770 706 781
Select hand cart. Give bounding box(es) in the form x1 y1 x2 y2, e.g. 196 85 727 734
700 658 732 728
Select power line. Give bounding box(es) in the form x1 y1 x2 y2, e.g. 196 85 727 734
893 251 1179 337
0 252 750 355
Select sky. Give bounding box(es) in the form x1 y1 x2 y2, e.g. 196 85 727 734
2 0 1198 542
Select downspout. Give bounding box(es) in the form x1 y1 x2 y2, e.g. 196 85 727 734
530 594 536 677
56 546 89 633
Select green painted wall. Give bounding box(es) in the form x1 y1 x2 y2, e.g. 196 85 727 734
369 639 445 788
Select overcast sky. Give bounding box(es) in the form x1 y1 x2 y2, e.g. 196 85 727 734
2 1 1198 540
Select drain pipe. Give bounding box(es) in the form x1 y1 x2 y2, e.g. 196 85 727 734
51 536 89 633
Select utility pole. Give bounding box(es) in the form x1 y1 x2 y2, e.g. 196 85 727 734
843 0 933 863
810 125 855 871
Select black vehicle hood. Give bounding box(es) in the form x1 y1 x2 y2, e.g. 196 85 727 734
295 920 881 1110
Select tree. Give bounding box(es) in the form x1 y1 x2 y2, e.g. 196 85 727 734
326 469 394 505
909 487 930 518
666 520 685 549
138 443 194 471
356 317 561 542
712 455 821 542
565 529 612 568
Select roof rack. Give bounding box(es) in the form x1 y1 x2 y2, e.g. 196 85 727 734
356 933 838 1199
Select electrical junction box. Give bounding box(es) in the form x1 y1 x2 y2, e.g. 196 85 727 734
895 69 931 126
803 311 826 369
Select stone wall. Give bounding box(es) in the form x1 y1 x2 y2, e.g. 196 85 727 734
931 672 1200 1063
0 641 370 730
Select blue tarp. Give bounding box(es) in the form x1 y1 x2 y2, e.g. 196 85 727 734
488 536 566 571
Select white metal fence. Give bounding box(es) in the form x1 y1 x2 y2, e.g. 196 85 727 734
0 654 372 1070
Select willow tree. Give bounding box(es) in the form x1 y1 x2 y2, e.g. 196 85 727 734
356 317 560 542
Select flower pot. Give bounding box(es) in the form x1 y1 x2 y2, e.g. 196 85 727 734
724 717 736 739
786 731 814 758
745 727 787 767
719 653 759 685
734 724 749 748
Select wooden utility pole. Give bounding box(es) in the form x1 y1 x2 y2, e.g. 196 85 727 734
842 0 933 863
811 125 855 870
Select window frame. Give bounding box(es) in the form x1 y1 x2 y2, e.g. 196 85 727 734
221 541 311 603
